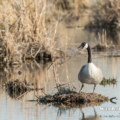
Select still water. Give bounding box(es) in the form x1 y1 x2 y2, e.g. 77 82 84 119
0 54 120 120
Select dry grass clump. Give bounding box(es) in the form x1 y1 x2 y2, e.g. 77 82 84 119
0 0 64 64
38 83 109 104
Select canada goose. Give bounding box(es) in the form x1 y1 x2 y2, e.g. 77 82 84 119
78 42 103 94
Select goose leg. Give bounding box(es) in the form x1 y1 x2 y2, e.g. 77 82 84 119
79 84 84 93
93 84 96 94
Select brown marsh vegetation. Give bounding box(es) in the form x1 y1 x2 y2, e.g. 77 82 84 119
0 0 65 65
85 0 120 29
85 0 120 44
0 0 120 65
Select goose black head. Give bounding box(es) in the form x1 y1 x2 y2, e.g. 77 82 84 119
78 42 88 50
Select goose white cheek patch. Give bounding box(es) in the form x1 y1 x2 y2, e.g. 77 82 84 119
84 43 88 49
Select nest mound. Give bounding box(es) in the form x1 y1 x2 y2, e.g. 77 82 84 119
38 84 109 104
5 79 30 98
39 92 109 104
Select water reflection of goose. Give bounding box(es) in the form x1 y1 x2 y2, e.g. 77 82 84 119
81 107 102 120
78 42 103 93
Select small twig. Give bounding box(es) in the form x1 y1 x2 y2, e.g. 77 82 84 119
54 83 66 88
47 59 56 70
41 105 49 111
41 91 47 96
25 0 34 9
14 0 23 10
34 60 42 69
35 95 39 99
16 90 30 99
34 46 42 58
71 83 78 91
9 20 17 31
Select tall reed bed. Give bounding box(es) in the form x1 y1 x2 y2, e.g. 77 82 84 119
0 0 62 63
54 0 90 11
86 0 120 30
93 29 115 51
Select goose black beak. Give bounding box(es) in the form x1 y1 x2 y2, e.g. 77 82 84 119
77 45 83 50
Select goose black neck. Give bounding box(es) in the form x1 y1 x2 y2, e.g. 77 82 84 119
87 45 92 63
